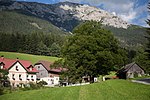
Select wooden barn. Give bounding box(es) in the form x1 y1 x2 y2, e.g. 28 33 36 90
117 62 145 79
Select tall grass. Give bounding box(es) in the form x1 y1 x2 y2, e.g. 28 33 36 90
0 80 150 100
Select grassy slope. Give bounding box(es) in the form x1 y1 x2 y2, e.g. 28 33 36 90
0 51 59 64
103 25 147 49
0 80 150 100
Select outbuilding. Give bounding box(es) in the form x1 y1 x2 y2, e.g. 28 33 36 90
117 62 145 79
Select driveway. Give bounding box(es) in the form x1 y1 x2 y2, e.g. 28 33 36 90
132 78 150 85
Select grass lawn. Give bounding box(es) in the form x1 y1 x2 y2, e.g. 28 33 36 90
0 80 150 100
0 51 59 64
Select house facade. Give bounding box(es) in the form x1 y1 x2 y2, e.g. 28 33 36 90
117 62 145 79
34 60 64 86
0 57 38 87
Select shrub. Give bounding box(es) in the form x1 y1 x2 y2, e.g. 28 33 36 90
0 85 4 95
37 81 47 87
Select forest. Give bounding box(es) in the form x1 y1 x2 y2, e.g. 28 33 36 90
0 32 65 57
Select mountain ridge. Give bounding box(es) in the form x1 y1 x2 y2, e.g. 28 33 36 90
0 1 130 31
0 1 147 49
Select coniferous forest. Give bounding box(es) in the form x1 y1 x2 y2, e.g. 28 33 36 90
0 32 65 57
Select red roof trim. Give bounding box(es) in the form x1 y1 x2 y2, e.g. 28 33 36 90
8 61 28 72
1 57 38 73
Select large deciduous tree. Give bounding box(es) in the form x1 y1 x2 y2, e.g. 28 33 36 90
62 21 127 83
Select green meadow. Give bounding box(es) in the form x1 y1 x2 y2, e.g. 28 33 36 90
0 51 59 64
0 80 150 100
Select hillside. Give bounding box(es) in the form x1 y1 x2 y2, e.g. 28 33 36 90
0 1 129 31
0 11 67 35
0 51 59 64
0 1 146 48
0 80 150 100
0 1 147 49
103 25 147 49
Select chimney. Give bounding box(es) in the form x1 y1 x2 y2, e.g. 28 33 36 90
1 55 4 60
16 57 19 61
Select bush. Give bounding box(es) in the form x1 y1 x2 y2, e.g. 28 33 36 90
28 82 38 89
0 85 4 95
37 81 47 87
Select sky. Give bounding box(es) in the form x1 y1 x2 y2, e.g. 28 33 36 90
18 0 150 27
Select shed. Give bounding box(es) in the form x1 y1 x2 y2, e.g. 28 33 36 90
117 62 145 79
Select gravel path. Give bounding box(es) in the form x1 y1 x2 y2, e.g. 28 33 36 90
132 78 150 85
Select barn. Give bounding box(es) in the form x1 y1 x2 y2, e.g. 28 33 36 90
117 62 145 79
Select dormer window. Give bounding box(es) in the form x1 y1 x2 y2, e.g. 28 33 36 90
0 64 3 69
16 66 19 71
29 67 32 71
38 66 40 69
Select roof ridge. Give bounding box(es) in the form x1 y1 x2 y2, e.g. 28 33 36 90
125 62 136 71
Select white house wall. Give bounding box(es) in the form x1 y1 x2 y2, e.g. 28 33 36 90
54 76 59 85
40 76 59 86
8 62 36 87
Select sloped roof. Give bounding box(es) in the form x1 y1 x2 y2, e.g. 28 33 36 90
0 57 38 73
35 60 66 73
0 57 16 69
35 60 53 71
18 60 38 73
123 62 135 72
118 62 144 73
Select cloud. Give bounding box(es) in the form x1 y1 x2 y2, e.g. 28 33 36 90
119 10 137 22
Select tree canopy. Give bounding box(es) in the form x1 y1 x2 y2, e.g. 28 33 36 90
62 21 127 83
134 3 150 74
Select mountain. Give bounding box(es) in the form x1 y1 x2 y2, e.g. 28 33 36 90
0 1 147 49
0 11 67 34
0 1 130 31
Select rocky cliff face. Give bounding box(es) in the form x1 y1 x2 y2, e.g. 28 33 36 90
59 3 130 29
0 1 130 31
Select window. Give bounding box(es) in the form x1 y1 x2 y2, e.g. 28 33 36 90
31 75 34 81
16 66 19 71
51 79 54 84
12 74 15 80
38 66 40 69
27 75 29 80
50 75 53 77
19 74 22 80
0 64 3 69
29 67 32 71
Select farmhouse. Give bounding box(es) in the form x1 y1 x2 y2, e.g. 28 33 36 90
117 62 145 79
34 60 65 86
0 57 38 87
